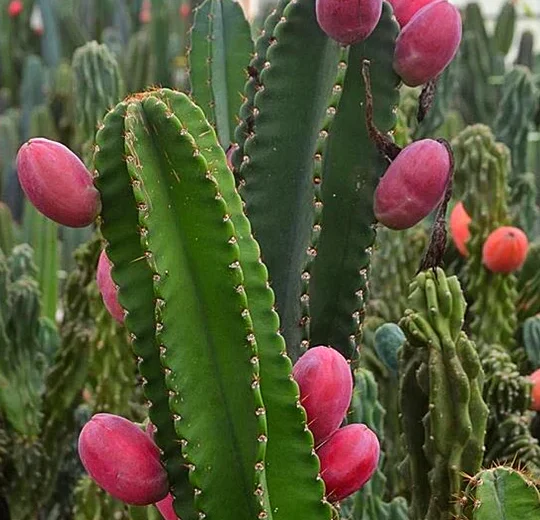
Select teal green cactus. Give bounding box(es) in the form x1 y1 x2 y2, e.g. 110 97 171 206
459 466 540 519
493 66 539 235
72 41 125 166
188 0 253 148
523 315 540 370
399 268 488 520
373 323 404 375
345 367 408 520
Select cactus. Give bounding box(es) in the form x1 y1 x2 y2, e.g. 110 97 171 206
345 367 408 520
72 41 125 166
452 125 517 352
523 316 540 370
493 66 539 235
459 466 540 519
399 268 488 520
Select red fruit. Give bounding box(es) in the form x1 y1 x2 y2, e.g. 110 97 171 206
393 0 462 86
156 493 180 520
482 226 529 273
449 201 471 257
78 413 169 506
179 3 190 18
388 0 437 27
16 138 100 227
530 369 540 412
140 0 151 23
317 424 380 502
292 346 353 445
316 0 383 46
374 139 450 230
8 0 23 17
97 249 124 323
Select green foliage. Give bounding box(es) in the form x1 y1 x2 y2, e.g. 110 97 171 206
399 268 488 520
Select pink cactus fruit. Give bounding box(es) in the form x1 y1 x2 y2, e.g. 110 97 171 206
97 249 125 324
387 0 437 27
140 0 151 23
292 346 353 445
78 413 169 506
16 138 100 227
156 493 180 520
8 0 23 17
316 0 383 46
530 369 540 412
374 139 450 230
393 0 462 86
317 423 380 502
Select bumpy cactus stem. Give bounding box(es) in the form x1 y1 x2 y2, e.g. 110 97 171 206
399 268 488 520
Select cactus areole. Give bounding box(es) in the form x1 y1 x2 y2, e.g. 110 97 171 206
393 0 462 86
374 139 451 230
16 138 101 227
316 0 383 45
78 413 169 505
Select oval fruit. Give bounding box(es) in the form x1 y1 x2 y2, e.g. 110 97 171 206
449 201 472 257
482 226 529 273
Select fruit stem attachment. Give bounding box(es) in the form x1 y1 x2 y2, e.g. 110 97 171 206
362 59 402 160
417 78 438 123
418 138 455 273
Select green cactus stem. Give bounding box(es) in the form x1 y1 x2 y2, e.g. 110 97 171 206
399 268 488 520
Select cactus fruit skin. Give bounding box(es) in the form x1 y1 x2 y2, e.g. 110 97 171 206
96 249 124 323
78 414 169 506
16 138 101 227
292 346 353 445
449 201 471 257
482 226 529 273
374 139 450 229
393 0 462 87
316 423 380 502
387 0 437 27
315 0 382 45
531 369 540 411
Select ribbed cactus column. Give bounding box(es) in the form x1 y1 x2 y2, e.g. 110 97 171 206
94 89 333 520
399 268 488 520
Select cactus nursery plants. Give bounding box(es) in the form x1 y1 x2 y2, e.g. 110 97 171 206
1 0 540 519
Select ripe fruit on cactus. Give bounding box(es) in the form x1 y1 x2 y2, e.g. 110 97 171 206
374 139 450 230
316 0 383 46
292 346 353 445
317 424 380 502
387 0 437 27
16 138 100 227
78 413 169 505
530 369 540 411
482 226 529 273
8 0 23 17
393 0 462 86
97 249 124 323
449 201 471 257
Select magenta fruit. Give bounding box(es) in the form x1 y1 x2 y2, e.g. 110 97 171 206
292 346 353 445
317 423 380 502
96 249 125 323
374 139 450 230
316 0 383 46
393 0 462 86
388 0 437 27
16 138 101 227
78 413 169 506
